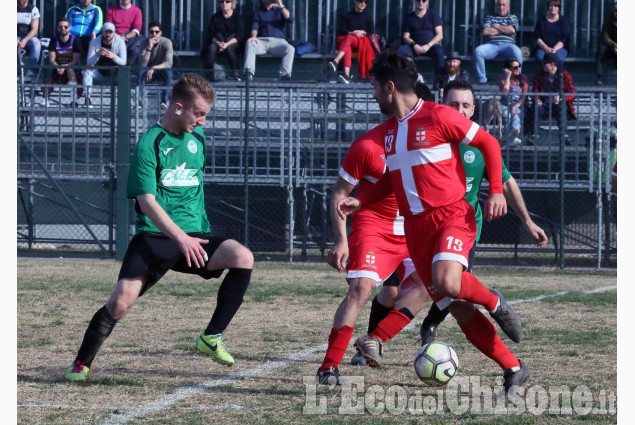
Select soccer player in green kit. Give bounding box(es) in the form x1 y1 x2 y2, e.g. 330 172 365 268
351 78 547 367
65 74 253 381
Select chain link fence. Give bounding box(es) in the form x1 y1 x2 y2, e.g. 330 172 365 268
17 66 616 267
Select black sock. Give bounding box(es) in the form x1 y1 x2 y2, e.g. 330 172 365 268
421 303 450 329
367 295 394 334
204 268 252 335
76 305 118 367
398 307 415 320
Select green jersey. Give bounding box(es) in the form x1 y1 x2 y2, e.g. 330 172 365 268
460 144 511 242
127 123 210 235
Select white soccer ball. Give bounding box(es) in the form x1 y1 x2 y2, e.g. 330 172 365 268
414 341 459 386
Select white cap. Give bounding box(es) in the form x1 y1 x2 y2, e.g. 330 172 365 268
102 22 116 32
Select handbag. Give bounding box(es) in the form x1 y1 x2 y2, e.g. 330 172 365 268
369 33 385 53
290 40 315 56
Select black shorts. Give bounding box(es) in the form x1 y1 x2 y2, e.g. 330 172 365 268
118 232 228 296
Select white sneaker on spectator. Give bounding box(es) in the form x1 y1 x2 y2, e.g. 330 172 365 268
337 74 350 85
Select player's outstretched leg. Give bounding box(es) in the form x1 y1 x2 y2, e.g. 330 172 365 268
488 289 523 343
351 288 397 366
419 303 450 345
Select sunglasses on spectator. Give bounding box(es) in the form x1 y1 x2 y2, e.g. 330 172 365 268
58 25 69 29
510 65 521 70
416 0 428 3
149 30 161 34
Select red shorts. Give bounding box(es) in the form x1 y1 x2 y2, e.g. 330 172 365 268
404 199 476 307
346 217 411 285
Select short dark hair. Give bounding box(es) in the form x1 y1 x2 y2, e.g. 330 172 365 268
57 17 70 26
415 82 435 101
148 21 162 31
369 50 418 94
547 0 561 8
171 73 217 105
443 79 475 103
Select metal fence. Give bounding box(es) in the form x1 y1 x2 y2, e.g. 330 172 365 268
16 68 616 267
32 0 613 59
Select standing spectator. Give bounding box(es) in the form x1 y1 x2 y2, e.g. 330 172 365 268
595 0 617 86
327 0 375 84
397 0 444 78
106 0 145 66
17 0 41 77
66 0 104 61
138 21 173 110
201 0 245 81
498 58 528 146
533 0 570 66
40 18 82 107
525 52 575 138
472 0 523 84
243 0 294 81
81 22 126 108
432 51 470 92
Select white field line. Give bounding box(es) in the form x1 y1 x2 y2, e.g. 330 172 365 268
21 285 616 423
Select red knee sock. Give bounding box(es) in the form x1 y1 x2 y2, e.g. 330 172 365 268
369 309 412 342
458 309 520 370
319 325 354 372
457 272 499 312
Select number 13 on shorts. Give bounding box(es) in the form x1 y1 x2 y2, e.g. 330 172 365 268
446 236 464 251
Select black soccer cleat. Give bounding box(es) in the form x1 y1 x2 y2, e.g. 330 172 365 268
503 359 531 395
489 289 523 343
419 304 450 345
316 366 352 386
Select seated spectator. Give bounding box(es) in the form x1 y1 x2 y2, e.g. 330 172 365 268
498 58 528 146
533 0 570 66
243 0 294 81
66 0 103 61
201 0 245 81
40 18 82 107
138 21 173 110
595 0 617 86
327 0 375 84
397 0 444 77
472 0 523 84
106 0 145 66
17 0 41 77
524 52 575 138
81 22 126 108
432 51 470 92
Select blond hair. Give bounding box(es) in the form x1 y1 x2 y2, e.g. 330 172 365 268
170 73 217 105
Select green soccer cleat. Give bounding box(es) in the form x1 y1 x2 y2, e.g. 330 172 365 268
196 333 235 366
64 360 89 381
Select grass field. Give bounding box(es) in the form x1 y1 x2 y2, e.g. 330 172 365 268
17 259 617 424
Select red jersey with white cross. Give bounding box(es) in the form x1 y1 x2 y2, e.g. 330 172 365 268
340 124 404 235
380 99 482 216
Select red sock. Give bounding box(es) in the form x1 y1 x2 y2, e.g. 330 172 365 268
369 309 411 342
457 272 499 311
458 309 520 370
319 325 354 372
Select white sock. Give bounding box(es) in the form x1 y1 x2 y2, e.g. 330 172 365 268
490 297 501 313
509 366 520 372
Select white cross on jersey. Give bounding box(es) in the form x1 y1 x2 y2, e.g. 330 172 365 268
384 101 480 215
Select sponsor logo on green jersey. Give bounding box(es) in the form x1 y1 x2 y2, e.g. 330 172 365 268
160 162 200 187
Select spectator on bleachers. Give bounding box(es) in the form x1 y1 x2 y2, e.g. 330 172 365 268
595 0 617 86
138 21 173 110
81 22 126 108
17 0 41 77
432 51 470 92
524 52 575 139
243 0 294 81
533 0 570 66
106 0 145 66
327 0 375 84
397 0 444 78
40 17 82 107
498 58 528 146
201 0 245 81
66 0 103 61
472 0 522 84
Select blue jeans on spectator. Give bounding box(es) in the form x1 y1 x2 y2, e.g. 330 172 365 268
138 67 174 104
397 43 445 75
501 104 522 134
473 42 523 83
17 36 41 66
535 48 568 66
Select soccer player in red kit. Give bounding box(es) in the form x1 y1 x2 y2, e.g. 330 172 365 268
337 51 530 395
316 123 434 385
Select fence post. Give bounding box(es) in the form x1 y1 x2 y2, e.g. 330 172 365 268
243 76 251 247
115 66 131 260
558 70 566 269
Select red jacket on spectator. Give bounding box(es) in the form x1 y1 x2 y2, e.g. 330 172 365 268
531 69 576 118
